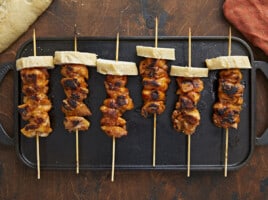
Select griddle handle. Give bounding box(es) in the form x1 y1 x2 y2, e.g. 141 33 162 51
254 61 268 146
0 62 15 146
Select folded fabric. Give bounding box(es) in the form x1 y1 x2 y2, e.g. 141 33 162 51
0 0 53 53
223 0 268 56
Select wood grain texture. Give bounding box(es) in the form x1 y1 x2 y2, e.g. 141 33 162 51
0 0 267 200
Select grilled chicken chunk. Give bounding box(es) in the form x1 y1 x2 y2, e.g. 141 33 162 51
64 116 90 132
62 99 92 116
21 112 52 137
172 108 201 135
142 89 166 101
141 101 166 117
61 64 89 79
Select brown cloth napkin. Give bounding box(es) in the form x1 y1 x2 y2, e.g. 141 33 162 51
223 0 268 55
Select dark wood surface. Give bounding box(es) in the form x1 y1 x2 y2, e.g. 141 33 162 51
0 0 267 199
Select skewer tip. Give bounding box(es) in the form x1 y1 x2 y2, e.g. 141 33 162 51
74 25 78 52
154 17 158 48
33 29 37 57
228 26 232 56
115 33 120 62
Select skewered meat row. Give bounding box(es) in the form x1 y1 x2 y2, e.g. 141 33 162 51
54 51 97 132
136 46 175 118
213 69 244 129
61 64 91 132
172 77 204 135
139 58 171 117
18 68 52 137
170 64 208 135
97 58 138 138
100 75 134 138
206 56 251 129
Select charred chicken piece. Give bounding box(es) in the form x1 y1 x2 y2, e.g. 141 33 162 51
100 116 126 127
172 108 201 135
142 77 170 91
20 68 50 97
142 90 166 101
100 125 127 138
20 68 49 86
18 99 52 121
103 96 134 113
61 77 89 100
139 58 168 78
213 102 241 129
218 80 244 105
61 64 89 79
141 101 166 117
62 96 92 117
64 116 90 132
100 105 122 119
218 69 242 84
176 77 204 93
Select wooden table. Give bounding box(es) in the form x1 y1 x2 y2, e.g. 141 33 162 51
0 1 267 199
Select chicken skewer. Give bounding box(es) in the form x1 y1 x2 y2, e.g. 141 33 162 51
112 33 119 182
74 25 79 174
136 17 175 167
205 27 251 177
33 29 40 180
153 18 158 168
54 25 97 174
33 30 41 180
97 33 138 182
170 28 208 177
16 29 54 179
225 27 231 177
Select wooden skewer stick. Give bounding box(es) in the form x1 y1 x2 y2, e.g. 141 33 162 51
224 128 229 177
152 16 158 167
36 134 40 179
224 27 232 177
187 134 191 177
74 24 78 52
33 29 40 179
111 136 116 182
155 17 158 48
187 27 192 177
76 129 79 174
33 29 37 57
111 32 120 182
188 27 191 69
228 27 232 57
74 24 80 174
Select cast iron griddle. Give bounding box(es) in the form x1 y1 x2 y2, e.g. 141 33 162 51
15 36 254 170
